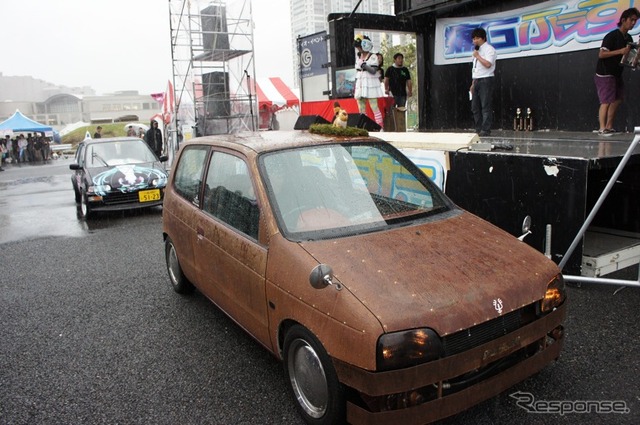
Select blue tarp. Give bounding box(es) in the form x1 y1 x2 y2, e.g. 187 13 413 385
0 110 53 133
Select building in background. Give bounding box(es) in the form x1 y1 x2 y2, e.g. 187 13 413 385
0 74 161 129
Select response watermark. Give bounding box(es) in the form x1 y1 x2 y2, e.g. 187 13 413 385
510 391 631 415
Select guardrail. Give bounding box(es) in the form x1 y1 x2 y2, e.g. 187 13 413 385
50 144 72 152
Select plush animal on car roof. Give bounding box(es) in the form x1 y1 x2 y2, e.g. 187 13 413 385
333 102 348 128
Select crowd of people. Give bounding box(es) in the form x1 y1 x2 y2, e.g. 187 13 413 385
0 133 52 171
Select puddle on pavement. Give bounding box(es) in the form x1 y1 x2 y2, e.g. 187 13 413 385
0 174 87 244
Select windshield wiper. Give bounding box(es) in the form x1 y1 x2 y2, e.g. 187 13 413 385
92 152 109 166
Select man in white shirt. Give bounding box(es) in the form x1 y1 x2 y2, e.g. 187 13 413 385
469 27 497 137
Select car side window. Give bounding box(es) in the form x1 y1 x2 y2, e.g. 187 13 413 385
172 146 209 206
202 152 259 240
76 144 85 166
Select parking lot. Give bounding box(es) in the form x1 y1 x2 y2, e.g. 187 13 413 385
0 160 638 424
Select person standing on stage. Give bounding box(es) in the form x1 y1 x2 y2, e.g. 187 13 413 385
594 7 639 136
384 53 412 110
353 34 384 128
469 27 497 137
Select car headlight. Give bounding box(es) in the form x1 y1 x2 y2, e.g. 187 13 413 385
541 273 565 313
377 328 443 371
87 185 111 194
151 177 168 187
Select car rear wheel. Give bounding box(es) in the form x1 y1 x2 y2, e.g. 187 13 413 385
79 191 94 220
165 237 194 294
283 325 345 424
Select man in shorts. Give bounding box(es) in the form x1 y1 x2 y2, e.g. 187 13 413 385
594 7 639 136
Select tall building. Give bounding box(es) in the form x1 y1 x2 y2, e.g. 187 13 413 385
291 0 392 36
289 0 394 86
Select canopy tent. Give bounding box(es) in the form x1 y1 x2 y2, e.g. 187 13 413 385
254 77 299 111
0 110 53 133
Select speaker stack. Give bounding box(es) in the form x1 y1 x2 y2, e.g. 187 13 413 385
294 115 331 130
347 114 381 131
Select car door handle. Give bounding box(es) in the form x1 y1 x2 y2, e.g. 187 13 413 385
196 226 205 240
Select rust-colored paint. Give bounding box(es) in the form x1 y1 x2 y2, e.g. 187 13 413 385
302 211 560 337
163 131 567 424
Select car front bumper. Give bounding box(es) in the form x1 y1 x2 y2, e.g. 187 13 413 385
333 303 566 424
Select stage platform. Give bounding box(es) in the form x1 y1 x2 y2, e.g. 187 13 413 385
380 128 639 157
379 128 640 277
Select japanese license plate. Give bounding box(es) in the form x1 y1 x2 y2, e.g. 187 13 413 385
139 189 161 202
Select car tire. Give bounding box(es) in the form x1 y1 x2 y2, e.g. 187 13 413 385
283 324 346 425
80 191 94 220
165 237 194 294
72 182 81 203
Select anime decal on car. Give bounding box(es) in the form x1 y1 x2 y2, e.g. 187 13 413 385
91 165 168 195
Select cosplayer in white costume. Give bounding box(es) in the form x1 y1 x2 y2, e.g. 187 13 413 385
353 34 384 128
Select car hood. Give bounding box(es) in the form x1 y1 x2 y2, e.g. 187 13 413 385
86 162 168 194
299 211 560 337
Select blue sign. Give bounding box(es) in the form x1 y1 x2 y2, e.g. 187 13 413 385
298 31 328 78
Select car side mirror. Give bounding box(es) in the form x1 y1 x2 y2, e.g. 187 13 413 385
309 264 342 290
159 155 169 162
69 163 81 170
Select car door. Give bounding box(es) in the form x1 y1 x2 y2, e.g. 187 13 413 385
193 149 270 348
72 143 86 192
165 145 209 282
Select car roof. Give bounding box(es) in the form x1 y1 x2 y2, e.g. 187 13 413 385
81 137 143 145
181 131 382 155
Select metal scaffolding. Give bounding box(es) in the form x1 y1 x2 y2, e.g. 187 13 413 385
168 0 257 145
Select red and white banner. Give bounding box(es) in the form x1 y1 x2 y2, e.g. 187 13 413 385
162 80 175 125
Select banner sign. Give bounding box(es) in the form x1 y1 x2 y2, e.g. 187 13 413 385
435 0 640 65
298 31 329 78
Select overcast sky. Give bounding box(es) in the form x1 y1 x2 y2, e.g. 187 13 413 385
0 0 294 95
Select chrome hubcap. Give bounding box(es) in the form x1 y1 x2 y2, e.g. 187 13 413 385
167 244 180 285
288 338 328 419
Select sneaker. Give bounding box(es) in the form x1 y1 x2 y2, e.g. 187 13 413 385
607 128 618 134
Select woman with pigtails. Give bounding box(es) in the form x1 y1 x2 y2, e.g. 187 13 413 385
353 34 384 128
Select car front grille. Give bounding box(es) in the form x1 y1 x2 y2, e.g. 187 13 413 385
441 304 537 357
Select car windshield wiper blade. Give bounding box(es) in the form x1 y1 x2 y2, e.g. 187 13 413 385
92 152 109 166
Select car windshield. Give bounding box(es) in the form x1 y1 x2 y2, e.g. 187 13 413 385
86 140 157 166
261 142 452 239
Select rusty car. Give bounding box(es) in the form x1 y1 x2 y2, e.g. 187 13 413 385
161 131 566 424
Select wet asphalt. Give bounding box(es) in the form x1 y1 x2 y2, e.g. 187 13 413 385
0 159 638 425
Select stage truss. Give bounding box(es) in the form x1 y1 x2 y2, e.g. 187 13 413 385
168 0 257 143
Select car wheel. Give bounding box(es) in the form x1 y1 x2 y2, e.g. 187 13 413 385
283 325 346 424
165 237 194 294
80 191 94 219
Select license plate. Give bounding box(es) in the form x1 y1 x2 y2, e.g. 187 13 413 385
139 189 161 202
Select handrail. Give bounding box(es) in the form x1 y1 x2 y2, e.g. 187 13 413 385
559 126 640 288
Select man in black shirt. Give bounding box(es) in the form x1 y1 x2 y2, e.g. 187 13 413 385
384 53 412 110
594 7 639 136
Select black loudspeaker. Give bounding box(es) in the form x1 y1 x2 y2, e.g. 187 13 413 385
294 115 330 130
202 72 230 118
201 5 230 51
347 114 381 131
